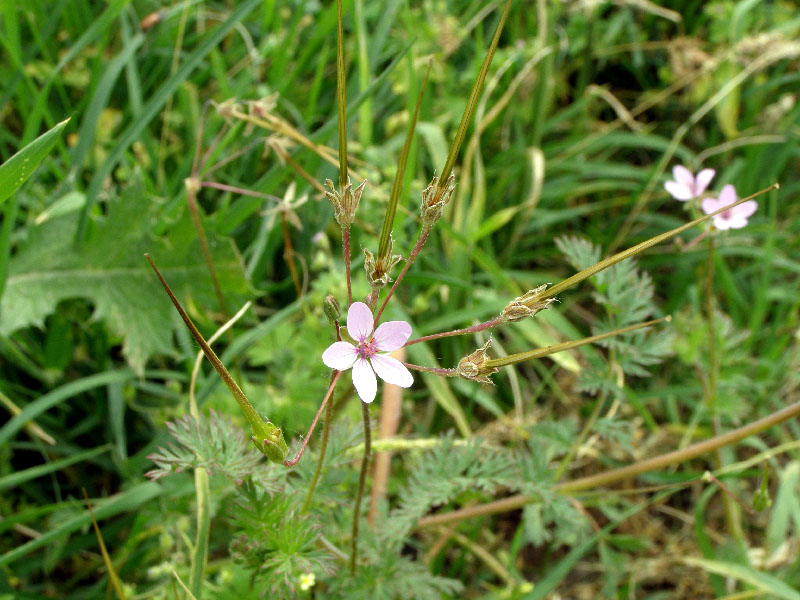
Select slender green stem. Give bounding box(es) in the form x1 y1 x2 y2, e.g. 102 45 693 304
350 401 372 574
415 400 800 528
185 183 229 321
301 371 337 513
377 60 431 261
146 254 260 428
484 317 670 369
342 226 353 306
336 0 348 188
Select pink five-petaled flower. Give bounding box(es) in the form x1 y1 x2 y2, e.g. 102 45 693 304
321 302 413 403
701 184 757 230
664 165 715 201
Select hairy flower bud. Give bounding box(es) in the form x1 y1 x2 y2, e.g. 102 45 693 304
501 285 556 323
324 178 367 227
456 339 498 384
323 295 341 324
420 174 456 227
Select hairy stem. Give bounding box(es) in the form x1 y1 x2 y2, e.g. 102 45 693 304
415 400 800 528
284 371 342 467
405 316 503 347
350 401 372 573
403 362 458 377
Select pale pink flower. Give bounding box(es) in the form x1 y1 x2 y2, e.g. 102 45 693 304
701 184 757 230
321 302 413 403
664 165 715 201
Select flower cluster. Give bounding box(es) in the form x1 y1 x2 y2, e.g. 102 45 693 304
664 165 757 230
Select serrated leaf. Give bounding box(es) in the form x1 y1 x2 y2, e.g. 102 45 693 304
0 118 70 206
0 184 250 373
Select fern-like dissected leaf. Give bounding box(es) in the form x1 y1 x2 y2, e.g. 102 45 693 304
555 235 673 394
385 437 518 548
230 486 335 600
146 410 265 483
0 184 250 373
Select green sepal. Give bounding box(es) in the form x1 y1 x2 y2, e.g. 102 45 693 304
250 419 289 464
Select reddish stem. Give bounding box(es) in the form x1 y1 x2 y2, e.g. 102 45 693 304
403 362 457 377
342 226 353 306
404 316 503 347
373 226 431 325
284 371 342 467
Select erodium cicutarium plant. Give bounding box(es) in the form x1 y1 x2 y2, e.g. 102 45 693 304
141 2 788 597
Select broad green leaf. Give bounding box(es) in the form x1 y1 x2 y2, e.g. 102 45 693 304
0 118 69 206
0 185 250 373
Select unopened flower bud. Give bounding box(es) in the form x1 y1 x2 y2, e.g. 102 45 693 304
501 284 556 323
457 339 498 384
420 174 456 227
324 178 367 227
323 295 341 324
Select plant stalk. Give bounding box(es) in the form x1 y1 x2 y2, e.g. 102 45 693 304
350 400 372 573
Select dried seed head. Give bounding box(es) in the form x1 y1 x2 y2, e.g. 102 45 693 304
214 98 240 123
501 284 556 323
457 339 498 384
420 174 456 227
324 178 367 227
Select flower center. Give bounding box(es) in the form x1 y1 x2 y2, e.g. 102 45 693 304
720 208 732 220
357 337 378 359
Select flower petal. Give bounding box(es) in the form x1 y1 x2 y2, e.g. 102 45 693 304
347 302 374 342
352 357 377 403
372 320 412 352
701 197 722 215
673 165 694 186
695 169 715 195
718 184 737 207
322 342 357 370
713 215 732 230
665 181 693 201
734 200 757 219
726 215 748 229
370 354 413 388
